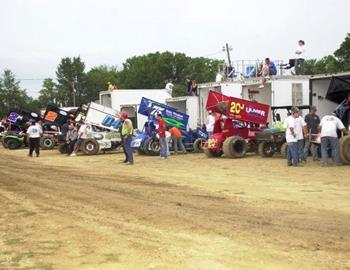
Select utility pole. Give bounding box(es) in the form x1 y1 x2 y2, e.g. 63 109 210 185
222 43 233 66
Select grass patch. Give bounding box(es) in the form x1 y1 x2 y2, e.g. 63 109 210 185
11 253 23 263
103 253 120 263
4 239 22 245
38 263 54 270
22 211 36 217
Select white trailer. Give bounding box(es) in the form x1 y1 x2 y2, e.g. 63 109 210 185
99 89 171 130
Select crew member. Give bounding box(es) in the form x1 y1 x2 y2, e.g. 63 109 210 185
319 112 348 166
303 106 320 161
156 113 168 159
284 107 300 166
26 120 43 157
121 112 134 165
71 120 87 156
169 126 186 154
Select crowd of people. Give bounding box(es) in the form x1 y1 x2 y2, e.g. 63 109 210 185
284 106 348 167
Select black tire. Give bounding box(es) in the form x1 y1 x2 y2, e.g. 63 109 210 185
222 136 247 158
193 138 205 153
40 136 55 150
58 143 69 154
81 139 99 155
6 138 22 150
2 138 8 148
258 141 275 157
204 147 223 158
339 135 350 164
280 142 287 157
144 137 160 156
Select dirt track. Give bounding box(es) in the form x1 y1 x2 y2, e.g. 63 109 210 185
0 147 350 270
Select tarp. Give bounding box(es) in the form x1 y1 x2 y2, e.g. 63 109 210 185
206 90 270 125
326 76 350 104
138 97 189 130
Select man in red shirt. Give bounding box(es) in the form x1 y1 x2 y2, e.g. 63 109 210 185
156 113 168 159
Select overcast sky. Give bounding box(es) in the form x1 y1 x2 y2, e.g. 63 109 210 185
1 0 349 98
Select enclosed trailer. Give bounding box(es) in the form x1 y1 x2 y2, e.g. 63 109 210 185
310 72 350 127
99 89 171 130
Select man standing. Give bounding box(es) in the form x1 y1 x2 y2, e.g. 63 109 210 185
319 112 348 166
169 126 186 154
71 120 87 156
295 40 306 75
66 123 78 156
206 111 215 137
156 113 168 159
303 106 320 161
120 112 134 165
284 108 299 166
295 110 307 162
26 120 43 157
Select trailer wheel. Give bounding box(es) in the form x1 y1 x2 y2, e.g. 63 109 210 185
204 147 223 158
81 139 99 155
6 138 22 150
258 141 275 157
193 138 205 153
40 136 55 150
280 142 287 157
339 135 350 164
58 143 69 154
222 136 247 158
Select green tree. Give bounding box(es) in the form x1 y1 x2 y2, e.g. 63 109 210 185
334 33 350 71
84 65 120 101
305 33 350 75
0 69 32 116
56 56 86 106
38 78 59 107
117 51 223 96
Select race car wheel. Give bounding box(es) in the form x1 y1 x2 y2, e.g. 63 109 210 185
81 139 99 155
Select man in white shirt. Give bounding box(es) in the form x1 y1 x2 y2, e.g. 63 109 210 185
206 111 215 137
295 40 305 75
295 111 307 162
26 120 43 157
284 107 300 166
71 120 88 156
165 80 174 97
320 112 348 166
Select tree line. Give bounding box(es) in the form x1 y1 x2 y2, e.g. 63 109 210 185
1 33 349 116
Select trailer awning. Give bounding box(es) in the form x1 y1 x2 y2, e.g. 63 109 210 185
326 76 350 104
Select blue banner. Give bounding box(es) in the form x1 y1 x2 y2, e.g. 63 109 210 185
138 97 189 131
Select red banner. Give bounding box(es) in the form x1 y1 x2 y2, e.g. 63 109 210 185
206 91 270 125
226 96 269 125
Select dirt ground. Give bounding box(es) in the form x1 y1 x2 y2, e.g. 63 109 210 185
0 147 350 270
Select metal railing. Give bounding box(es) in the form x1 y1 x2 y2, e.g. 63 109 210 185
218 59 285 81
